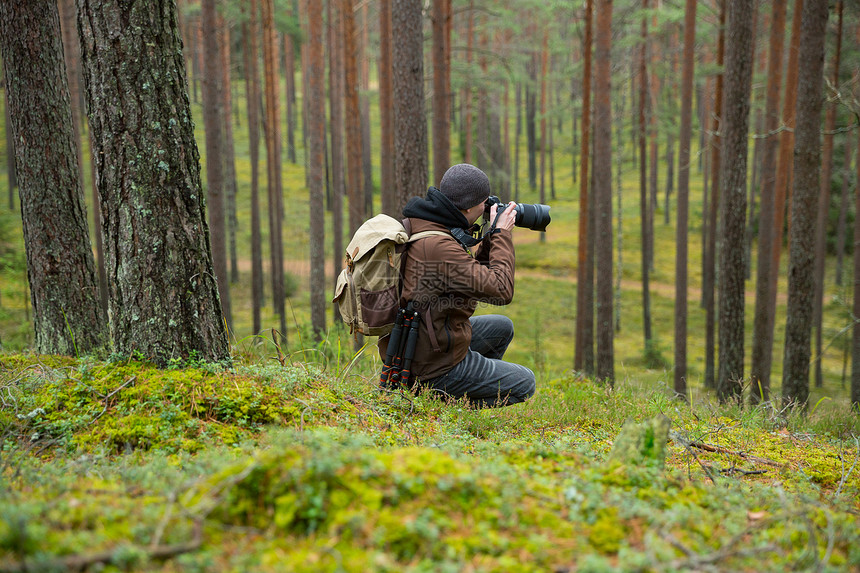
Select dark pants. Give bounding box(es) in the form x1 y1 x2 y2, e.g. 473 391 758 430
424 315 535 408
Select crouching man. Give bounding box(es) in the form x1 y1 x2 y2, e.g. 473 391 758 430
379 164 535 408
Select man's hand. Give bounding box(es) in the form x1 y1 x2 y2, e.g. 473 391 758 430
489 201 517 232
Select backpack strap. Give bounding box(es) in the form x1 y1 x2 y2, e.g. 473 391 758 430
408 230 450 242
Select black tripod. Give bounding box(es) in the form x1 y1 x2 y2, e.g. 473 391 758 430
380 302 421 389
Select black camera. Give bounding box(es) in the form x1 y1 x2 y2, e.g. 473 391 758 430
484 195 552 232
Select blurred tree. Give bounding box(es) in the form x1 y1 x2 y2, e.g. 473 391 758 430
674 0 697 399
201 0 232 332
432 0 450 184
330 0 345 320
0 0 106 356
783 0 829 408
813 0 843 389
243 0 264 334
262 0 287 342
304 0 326 340
392 0 427 213
343 0 365 231
594 0 614 385
76 0 228 364
575 0 593 374
218 11 240 285
717 0 756 403
750 0 788 404
379 0 395 215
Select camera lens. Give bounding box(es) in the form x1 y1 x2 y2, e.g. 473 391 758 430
514 203 552 232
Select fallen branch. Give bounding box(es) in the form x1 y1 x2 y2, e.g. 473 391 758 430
669 431 784 469
0 520 203 573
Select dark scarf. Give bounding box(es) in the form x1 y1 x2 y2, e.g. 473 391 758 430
402 187 471 229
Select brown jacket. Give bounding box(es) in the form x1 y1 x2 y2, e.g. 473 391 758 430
378 218 515 380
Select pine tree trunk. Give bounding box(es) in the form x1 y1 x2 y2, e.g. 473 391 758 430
343 0 366 231
1 0 107 356
243 0 264 334
716 0 755 403
330 0 345 322
379 0 395 215
575 0 593 372
261 0 286 341
432 0 450 184
594 0 614 385
674 0 697 398
760 0 803 399
704 0 726 390
360 4 373 216
76 0 228 364
392 0 427 214
750 0 788 403
639 0 653 346
4 85 16 209
835 136 851 287
201 0 232 332
813 0 843 389
463 3 474 164
284 33 297 164
538 30 548 243
852 126 860 411
647 6 659 272
782 0 829 408
219 14 240 286
305 0 326 340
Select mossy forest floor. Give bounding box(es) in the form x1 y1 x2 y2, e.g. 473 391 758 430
0 352 858 572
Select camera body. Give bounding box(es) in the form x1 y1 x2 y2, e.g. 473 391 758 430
484 195 552 232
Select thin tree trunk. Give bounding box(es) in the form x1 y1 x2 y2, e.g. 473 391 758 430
343 0 366 232
647 5 659 272
639 0 653 346
594 0 614 384
262 0 286 342
538 30 548 243
379 0 395 216
304 0 326 340
284 33 297 164
219 14 240 285
392 0 427 214
514 83 521 202
201 0 232 332
243 0 264 334
464 2 474 164
674 0 697 399
750 0 788 404
77 0 228 364
782 0 829 409
1 0 106 355
813 0 843 389
852 125 860 411
835 136 851 287
704 0 726 390
761 0 803 400
716 0 755 403
360 3 373 216
575 0 593 372
330 0 345 322
432 0 450 184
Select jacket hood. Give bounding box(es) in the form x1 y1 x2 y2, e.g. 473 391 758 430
402 187 471 230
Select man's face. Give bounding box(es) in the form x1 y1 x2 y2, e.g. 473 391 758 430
462 201 486 225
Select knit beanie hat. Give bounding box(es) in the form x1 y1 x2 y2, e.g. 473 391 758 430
439 163 491 210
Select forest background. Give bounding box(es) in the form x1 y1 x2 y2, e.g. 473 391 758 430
2 0 860 411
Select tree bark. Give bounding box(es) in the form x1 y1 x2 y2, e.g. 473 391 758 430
0 0 106 356
305 0 326 340
330 0 345 322
343 0 366 231
261 0 286 341
575 0 593 372
716 0 755 403
813 0 843 389
243 0 264 334
852 125 860 411
218 14 240 286
4 85 15 210
594 0 614 385
704 0 726 390
201 0 232 332
835 135 851 287
750 0 788 404
379 0 395 215
674 0 697 398
782 0 829 409
432 0 450 185
76 0 229 364
639 0 653 347
392 0 428 214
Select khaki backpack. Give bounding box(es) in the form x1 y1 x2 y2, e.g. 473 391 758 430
332 214 447 336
